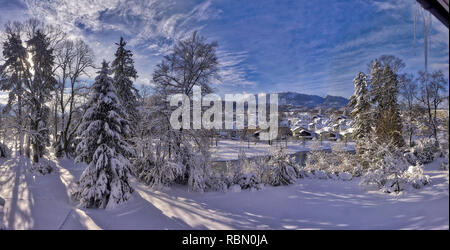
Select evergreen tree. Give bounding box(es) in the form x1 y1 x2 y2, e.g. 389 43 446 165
25 30 57 163
348 72 372 152
74 61 134 209
111 37 139 130
0 31 29 156
370 62 404 147
369 59 384 105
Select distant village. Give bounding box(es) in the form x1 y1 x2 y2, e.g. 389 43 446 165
214 104 353 143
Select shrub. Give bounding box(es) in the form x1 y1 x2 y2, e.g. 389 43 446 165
267 148 297 186
206 172 229 192
360 144 431 193
303 141 360 180
402 165 431 189
229 150 264 190
410 138 439 165
137 158 184 189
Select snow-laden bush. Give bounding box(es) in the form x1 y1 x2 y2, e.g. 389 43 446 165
330 142 362 178
402 165 431 189
206 172 229 192
409 138 439 165
304 141 332 171
404 151 419 166
133 138 185 189
360 144 431 193
29 159 53 175
253 156 273 183
136 157 184 189
236 172 263 190
303 141 359 181
228 150 264 190
360 145 408 193
186 151 212 192
267 148 297 186
0 143 10 158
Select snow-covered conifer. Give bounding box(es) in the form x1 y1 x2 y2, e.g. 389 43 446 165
0 31 29 156
348 72 372 154
25 30 57 165
370 61 404 147
111 37 139 130
73 61 134 209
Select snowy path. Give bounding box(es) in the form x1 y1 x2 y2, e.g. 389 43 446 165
0 157 448 229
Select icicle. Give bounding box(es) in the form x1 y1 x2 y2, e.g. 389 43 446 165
424 11 432 72
416 4 432 73
414 0 417 56
424 12 428 72
428 12 432 72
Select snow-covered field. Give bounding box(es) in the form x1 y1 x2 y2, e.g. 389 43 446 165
211 139 355 161
0 154 448 230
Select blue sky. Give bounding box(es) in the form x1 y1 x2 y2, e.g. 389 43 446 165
0 0 448 98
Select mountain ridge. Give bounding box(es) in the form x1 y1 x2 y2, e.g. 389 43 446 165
278 91 349 108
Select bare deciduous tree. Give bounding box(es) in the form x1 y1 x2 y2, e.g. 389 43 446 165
153 31 219 97
417 70 447 141
399 73 419 147
54 38 94 157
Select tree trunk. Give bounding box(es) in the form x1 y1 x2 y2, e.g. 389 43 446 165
409 130 413 147
31 116 41 163
53 98 58 144
18 95 23 156
25 134 31 158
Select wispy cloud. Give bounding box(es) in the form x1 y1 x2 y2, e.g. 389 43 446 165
372 1 403 11
18 0 228 88
1 0 447 98
214 50 257 87
23 0 220 54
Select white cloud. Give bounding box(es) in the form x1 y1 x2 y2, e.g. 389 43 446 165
331 24 410 52
215 50 257 86
372 1 401 11
23 0 220 55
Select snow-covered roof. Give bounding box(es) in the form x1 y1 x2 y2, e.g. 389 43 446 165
340 128 354 135
317 127 333 134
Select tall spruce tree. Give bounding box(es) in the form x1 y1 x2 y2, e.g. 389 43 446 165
348 72 372 153
370 61 404 147
74 61 134 209
111 37 139 130
0 31 29 156
25 30 57 163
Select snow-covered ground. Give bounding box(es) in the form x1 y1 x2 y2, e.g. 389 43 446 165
211 139 355 161
0 155 448 230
